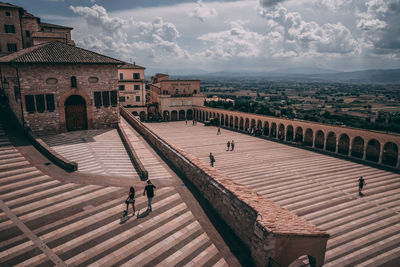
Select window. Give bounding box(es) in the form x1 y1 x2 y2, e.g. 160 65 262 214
25 95 35 113
35 94 45 113
25 30 30 37
136 96 140 102
134 85 140 90
4 24 15 33
6 11 10 16
110 90 117 106
119 85 125 91
7 43 17 52
94 92 102 107
133 73 140 79
102 91 110 107
175 89 179 95
119 73 123 80
71 76 77 88
119 96 126 102
194 90 197 94
46 94 55 111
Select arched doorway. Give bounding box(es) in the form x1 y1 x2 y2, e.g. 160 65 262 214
171 110 178 121
295 127 303 143
65 95 87 131
315 130 324 149
234 116 238 128
270 123 277 138
263 121 269 136
225 115 229 127
221 114 225 125
179 110 185 120
338 134 350 155
304 128 313 146
245 118 250 131
351 136 364 158
187 109 193 120
239 117 244 130
163 111 170 121
366 139 380 162
326 132 336 152
382 142 398 166
139 111 146 121
286 125 294 141
278 124 285 140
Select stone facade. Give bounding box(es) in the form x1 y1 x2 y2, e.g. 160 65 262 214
121 107 329 267
0 4 23 55
1 64 119 136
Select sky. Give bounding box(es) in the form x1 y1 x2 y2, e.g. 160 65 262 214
9 0 400 74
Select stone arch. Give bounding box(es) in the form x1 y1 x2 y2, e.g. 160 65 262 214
366 139 380 162
132 111 139 116
59 89 92 132
234 116 238 129
245 118 250 131
315 130 324 149
163 110 169 121
382 142 398 166
179 110 185 120
139 111 146 121
263 121 269 136
206 112 209 121
351 136 364 158
257 120 262 130
171 110 178 121
338 134 350 155
286 125 294 141
251 119 256 129
295 127 303 143
270 122 277 138
187 109 193 120
304 128 313 146
225 115 229 127
278 123 285 140
326 132 336 152
239 117 244 130
221 114 225 125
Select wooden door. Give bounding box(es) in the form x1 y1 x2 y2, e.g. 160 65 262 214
65 104 87 131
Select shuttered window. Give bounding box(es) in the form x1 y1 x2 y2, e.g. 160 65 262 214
46 94 55 111
25 95 35 113
35 94 45 113
102 91 110 107
94 91 102 107
110 90 118 106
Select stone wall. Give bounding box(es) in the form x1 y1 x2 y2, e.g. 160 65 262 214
121 107 329 267
0 7 22 56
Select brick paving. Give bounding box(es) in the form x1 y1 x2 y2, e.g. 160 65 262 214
0 123 231 267
145 121 400 267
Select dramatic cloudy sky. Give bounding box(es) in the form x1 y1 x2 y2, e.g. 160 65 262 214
11 0 400 73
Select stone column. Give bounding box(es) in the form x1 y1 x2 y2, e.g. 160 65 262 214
397 154 400 168
362 145 367 160
323 139 327 150
378 143 384 164
335 140 339 153
312 135 316 148
348 142 352 157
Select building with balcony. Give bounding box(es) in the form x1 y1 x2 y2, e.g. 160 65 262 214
117 63 147 120
148 73 204 121
0 2 73 56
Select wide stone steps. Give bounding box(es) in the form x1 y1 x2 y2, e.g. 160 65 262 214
145 121 400 266
0 124 228 267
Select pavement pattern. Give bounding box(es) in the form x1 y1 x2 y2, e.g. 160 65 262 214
0 122 231 267
145 121 400 267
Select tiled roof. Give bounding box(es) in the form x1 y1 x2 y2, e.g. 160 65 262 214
40 22 73 30
0 41 124 65
0 2 21 9
118 63 145 69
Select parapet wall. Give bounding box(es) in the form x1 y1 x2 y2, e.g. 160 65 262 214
121 107 329 267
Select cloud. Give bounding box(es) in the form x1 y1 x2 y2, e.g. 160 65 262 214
356 0 400 54
259 0 287 8
190 0 217 22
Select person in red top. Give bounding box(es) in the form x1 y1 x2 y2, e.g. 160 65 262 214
143 180 156 211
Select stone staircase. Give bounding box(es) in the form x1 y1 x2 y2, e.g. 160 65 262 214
0 124 228 267
145 121 400 267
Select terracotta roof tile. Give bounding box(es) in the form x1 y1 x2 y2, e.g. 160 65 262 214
0 41 124 65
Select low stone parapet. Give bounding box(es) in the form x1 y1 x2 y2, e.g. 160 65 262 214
121 107 329 267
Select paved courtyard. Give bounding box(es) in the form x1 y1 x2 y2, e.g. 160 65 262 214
0 122 234 266
145 121 400 267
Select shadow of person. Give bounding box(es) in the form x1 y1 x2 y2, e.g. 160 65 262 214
137 209 150 219
120 215 131 224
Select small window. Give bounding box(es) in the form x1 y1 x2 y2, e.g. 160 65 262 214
110 90 117 106
35 94 45 113
71 76 77 88
25 95 35 113
119 73 123 80
25 30 30 37
119 96 126 102
6 11 11 16
5 24 15 33
94 91 102 107
7 43 17 52
102 91 110 107
46 94 55 112
119 85 125 91
194 90 197 94
136 96 140 102
134 85 140 90
175 89 179 95
133 73 140 79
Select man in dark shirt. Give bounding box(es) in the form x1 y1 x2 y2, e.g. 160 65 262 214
143 180 156 211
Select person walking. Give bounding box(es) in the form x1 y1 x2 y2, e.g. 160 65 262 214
358 176 366 196
210 154 216 167
217 127 221 135
143 180 156 211
226 141 230 151
124 186 136 217
231 140 235 151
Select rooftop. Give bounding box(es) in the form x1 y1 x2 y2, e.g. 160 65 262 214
118 63 145 69
0 2 21 9
40 22 73 30
0 41 124 65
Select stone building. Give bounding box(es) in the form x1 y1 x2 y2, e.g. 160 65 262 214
148 73 204 121
117 63 147 120
0 41 124 136
0 2 74 56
